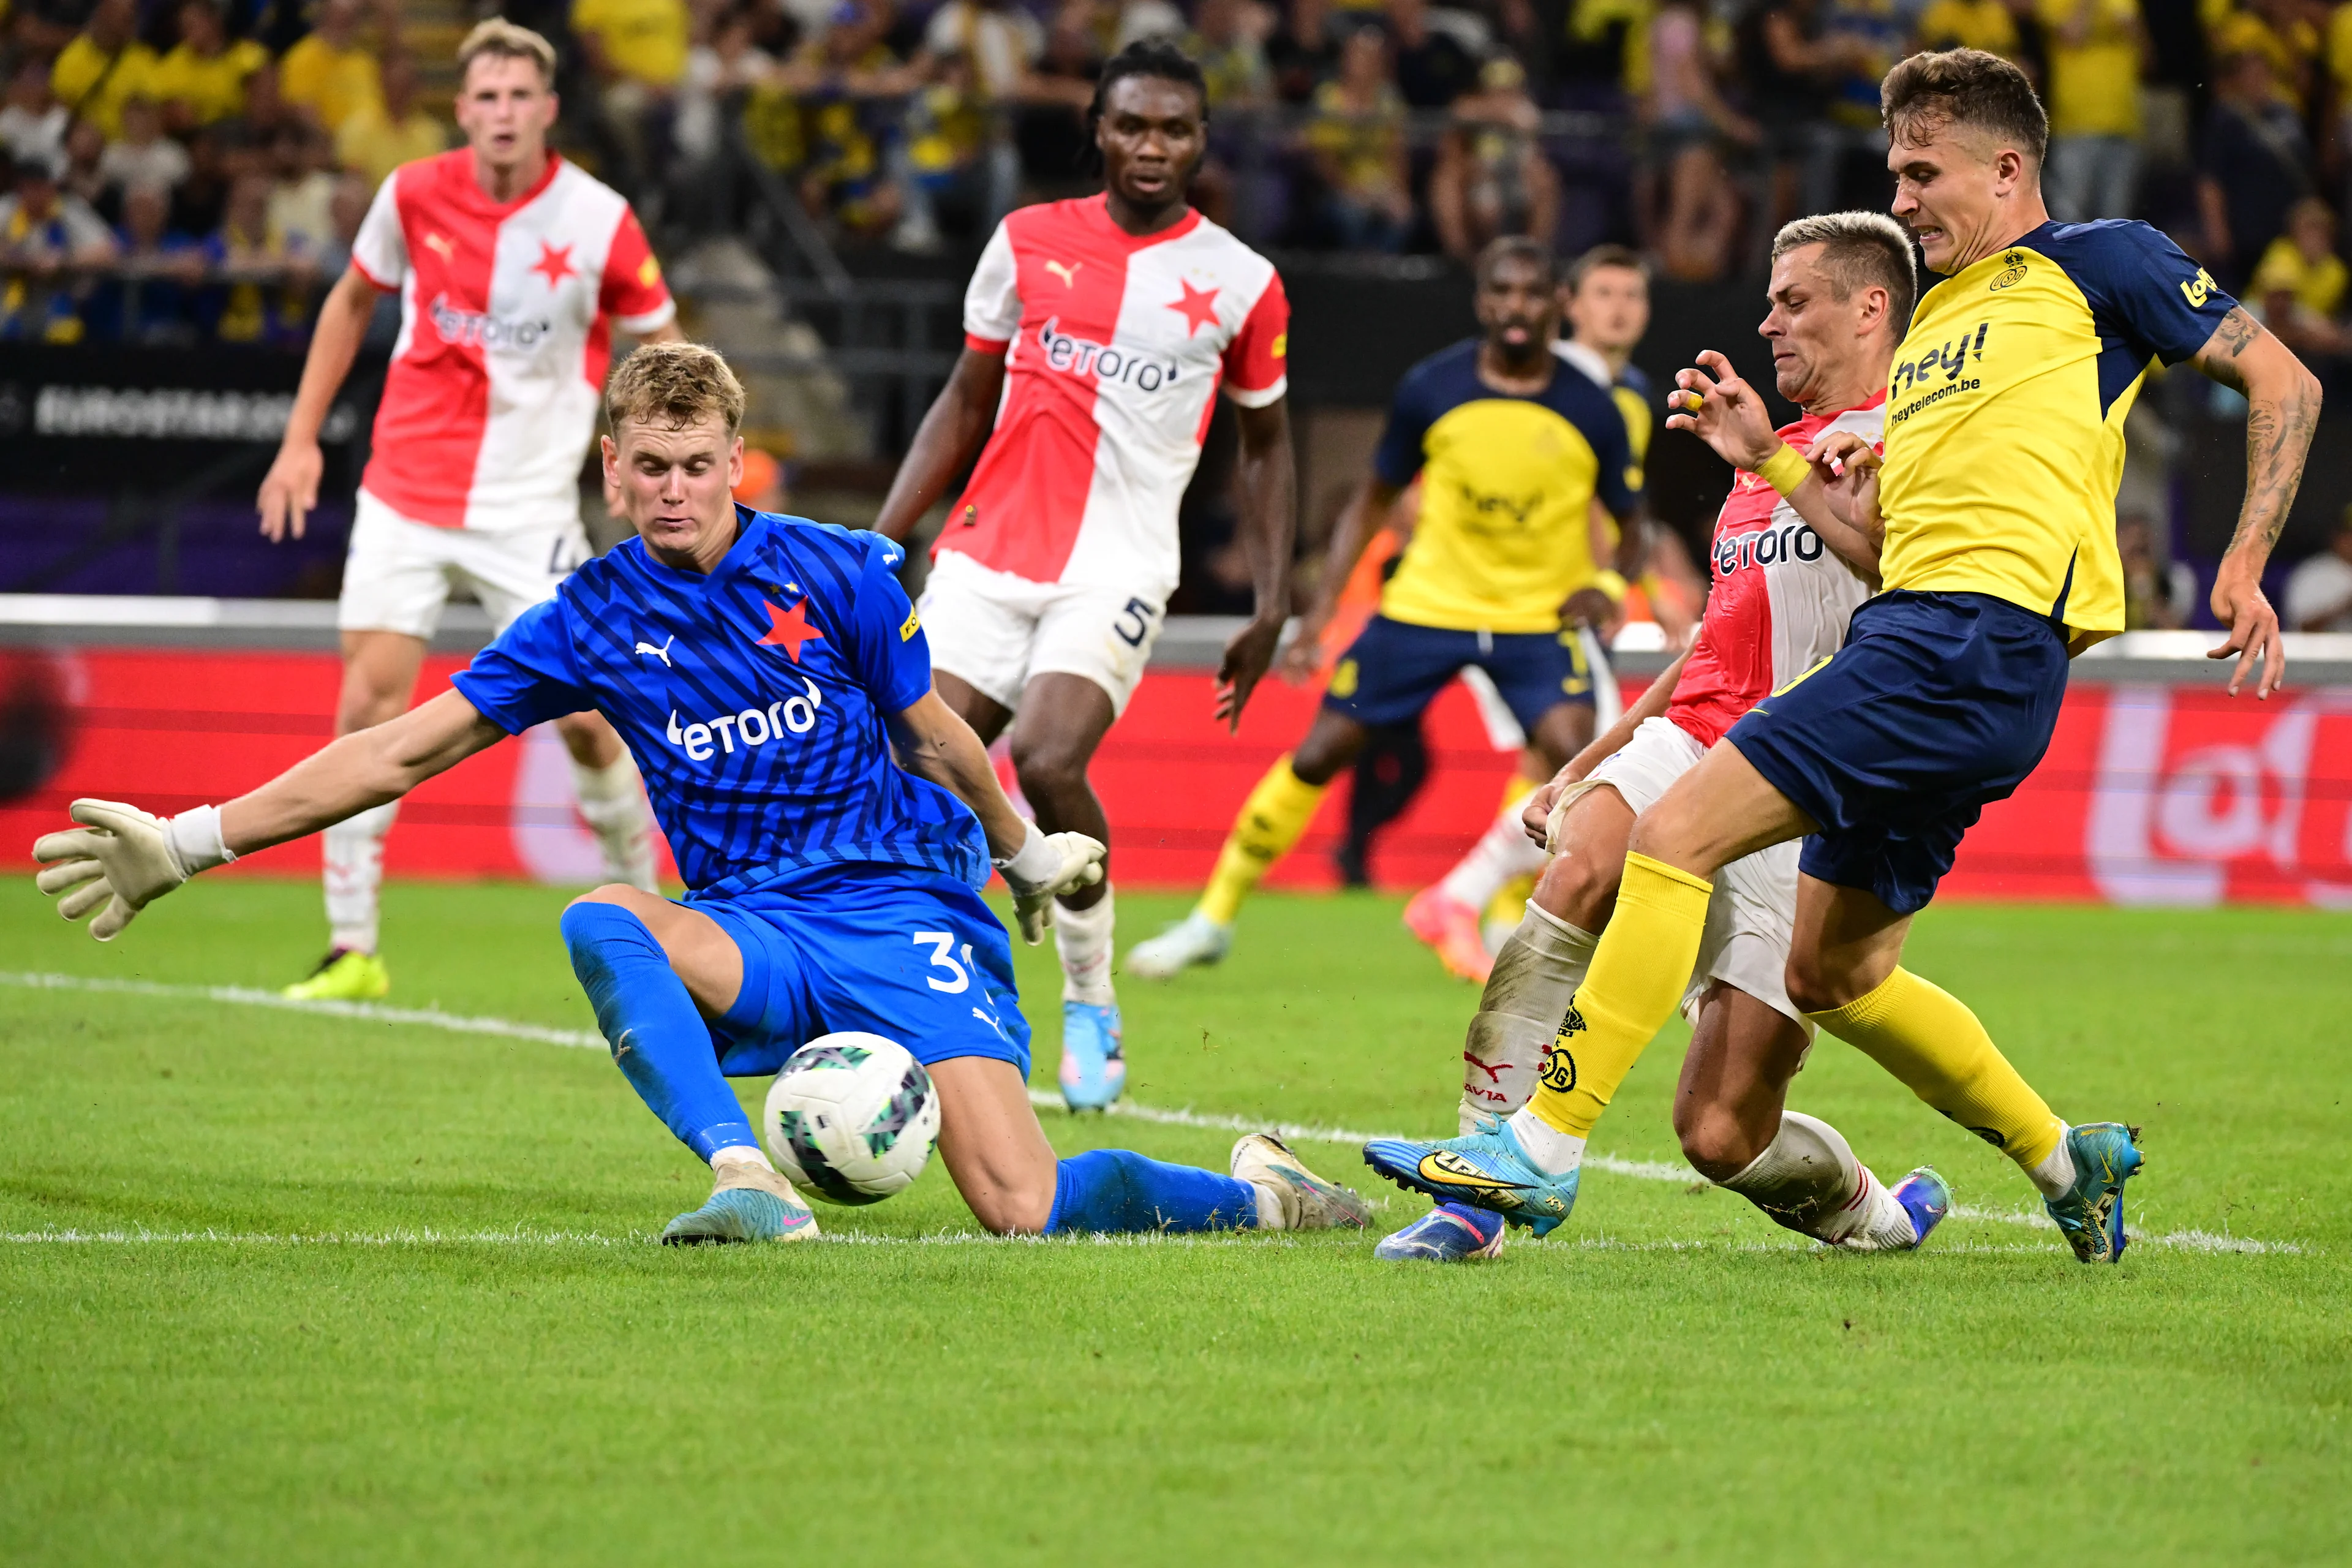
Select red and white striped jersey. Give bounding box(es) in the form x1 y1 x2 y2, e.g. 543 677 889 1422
348 151 676 532
940 195 1288 591
1668 394 1885 747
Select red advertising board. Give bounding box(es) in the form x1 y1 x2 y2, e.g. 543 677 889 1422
4 648 2348 907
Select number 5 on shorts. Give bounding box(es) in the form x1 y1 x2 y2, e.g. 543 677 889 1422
1112 597 1159 649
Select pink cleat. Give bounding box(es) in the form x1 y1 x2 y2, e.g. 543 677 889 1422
1403 886 1494 984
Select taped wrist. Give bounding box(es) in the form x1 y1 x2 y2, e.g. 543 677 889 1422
1756 443 1812 497
164 804 235 878
995 819 1056 887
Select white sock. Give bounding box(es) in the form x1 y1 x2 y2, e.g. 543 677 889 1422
1437 803 1550 911
1459 902 1597 1134
2026 1131 2078 1199
1506 1104 1586 1176
1055 885 1117 1008
323 800 398 954
1250 1180 1287 1230
1721 1111 1915 1250
571 751 658 892
711 1145 777 1175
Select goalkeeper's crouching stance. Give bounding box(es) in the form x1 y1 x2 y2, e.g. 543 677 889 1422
32 341 1372 1245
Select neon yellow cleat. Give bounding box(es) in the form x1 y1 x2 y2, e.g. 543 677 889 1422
282 949 390 1001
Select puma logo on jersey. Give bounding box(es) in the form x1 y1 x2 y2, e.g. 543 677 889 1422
665 678 824 761
634 635 677 666
423 231 456 262
1044 260 1081 288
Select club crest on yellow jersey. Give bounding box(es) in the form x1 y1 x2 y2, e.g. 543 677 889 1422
1990 249 2028 290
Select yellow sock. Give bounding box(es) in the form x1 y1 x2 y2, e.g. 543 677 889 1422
1196 755 1329 927
1805 967 2066 1172
1526 853 1713 1138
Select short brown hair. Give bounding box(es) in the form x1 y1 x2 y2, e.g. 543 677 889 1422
1771 211 1918 333
1565 243 1648 294
457 18 557 87
606 342 746 437
1881 47 2047 168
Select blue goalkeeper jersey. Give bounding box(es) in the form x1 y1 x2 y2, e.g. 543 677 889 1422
451 506 989 894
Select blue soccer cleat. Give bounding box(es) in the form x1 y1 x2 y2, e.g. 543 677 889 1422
2043 1122 2144 1264
1890 1167 1952 1249
661 1175 820 1246
1058 1000 1126 1110
1362 1114 1581 1237
1374 1202 1508 1261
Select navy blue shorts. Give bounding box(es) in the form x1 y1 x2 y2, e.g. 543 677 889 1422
1725 590 2068 916
687 862 1032 1079
1322 614 1596 731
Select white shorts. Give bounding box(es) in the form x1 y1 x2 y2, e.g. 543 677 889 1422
918 549 1170 717
337 488 590 639
1562 715 1812 1037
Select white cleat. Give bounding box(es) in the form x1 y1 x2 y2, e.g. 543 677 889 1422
1232 1133 1373 1231
1124 913 1232 979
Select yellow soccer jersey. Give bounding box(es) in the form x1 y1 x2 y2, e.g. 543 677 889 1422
1371 339 1641 633
1879 219 2234 650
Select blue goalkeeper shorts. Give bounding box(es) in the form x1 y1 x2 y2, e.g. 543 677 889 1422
686 861 1031 1078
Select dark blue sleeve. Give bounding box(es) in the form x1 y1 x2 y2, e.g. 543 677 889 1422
843 531 936 714
2059 220 2238 366
448 596 595 734
1370 365 1435 488
1587 394 1638 516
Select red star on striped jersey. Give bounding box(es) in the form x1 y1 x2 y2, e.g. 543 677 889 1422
1166 280 1221 337
755 598 824 662
530 241 576 287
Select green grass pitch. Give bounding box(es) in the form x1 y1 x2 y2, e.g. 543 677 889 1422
1 876 2347 1564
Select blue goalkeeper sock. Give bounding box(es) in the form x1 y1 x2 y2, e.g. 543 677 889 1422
1044 1148 1259 1234
561 901 758 1162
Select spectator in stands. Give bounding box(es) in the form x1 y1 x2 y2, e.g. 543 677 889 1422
674 2 778 173
1010 1 1106 190
101 181 204 344
267 124 339 262
785 0 910 237
1112 0 1191 52
1191 0 1274 110
230 62 298 150
1643 0 1753 282
2037 0 2145 221
0 154 117 342
1811 0 1900 202
199 167 314 344
1558 0 1653 112
1 60 68 174
2116 510 2193 629
573 0 692 194
335 54 447 192
2212 0 2318 115
151 0 271 134
2249 196 2349 360
168 123 234 241
1736 0 1863 228
2284 514 2352 631
1430 55 1555 261
58 115 109 218
1303 23 1412 251
892 48 991 251
921 0 1047 102
1388 0 1480 108
1268 0 1341 105
97 96 191 204
2199 47 2315 291
280 0 386 135
50 0 159 141
1915 0 2024 63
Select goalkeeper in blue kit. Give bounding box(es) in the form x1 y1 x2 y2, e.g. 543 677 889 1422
32 342 1371 1245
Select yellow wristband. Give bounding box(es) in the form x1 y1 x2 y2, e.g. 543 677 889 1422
1589 569 1629 603
1756 444 1811 497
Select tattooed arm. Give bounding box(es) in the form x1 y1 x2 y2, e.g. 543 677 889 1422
2188 304 2322 698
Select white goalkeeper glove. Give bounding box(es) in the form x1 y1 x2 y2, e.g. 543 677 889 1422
994 819 1106 945
32 799 235 941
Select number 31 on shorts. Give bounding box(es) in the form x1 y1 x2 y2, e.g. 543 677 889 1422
912 932 974 993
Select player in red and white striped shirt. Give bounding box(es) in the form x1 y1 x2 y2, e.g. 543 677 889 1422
256 21 679 1001
1376 215 1954 1262
872 42 1297 1112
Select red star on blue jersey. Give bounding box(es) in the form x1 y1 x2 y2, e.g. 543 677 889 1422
756 598 824 662
530 241 576 288
1166 279 1221 337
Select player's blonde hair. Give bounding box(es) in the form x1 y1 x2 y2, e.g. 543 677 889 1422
1771 211 1918 331
606 342 747 437
457 18 558 87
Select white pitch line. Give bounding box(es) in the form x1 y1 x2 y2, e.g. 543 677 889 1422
0 971 2303 1256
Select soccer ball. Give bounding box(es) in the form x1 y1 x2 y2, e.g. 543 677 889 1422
761 1033 941 1205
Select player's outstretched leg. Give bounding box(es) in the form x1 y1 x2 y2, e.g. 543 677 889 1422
560 898 818 1244
1716 1112 1948 1251
559 712 660 893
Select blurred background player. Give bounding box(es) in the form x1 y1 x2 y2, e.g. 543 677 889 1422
1380 49 2316 1265
871 40 1295 1112
1401 243 1659 983
1373 215 1942 1262
1129 236 1637 980
37 343 1372 1248
255 20 678 1002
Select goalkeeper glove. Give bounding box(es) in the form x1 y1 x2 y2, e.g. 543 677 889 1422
32 799 235 941
994 820 1107 944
